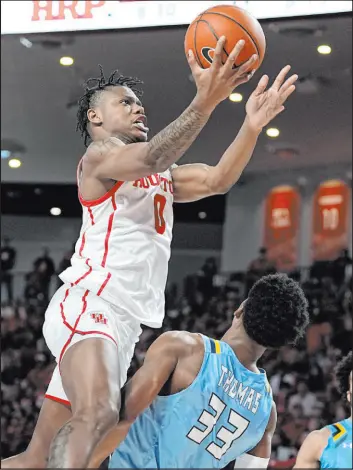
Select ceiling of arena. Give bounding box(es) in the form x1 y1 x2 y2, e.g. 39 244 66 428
1 13 352 184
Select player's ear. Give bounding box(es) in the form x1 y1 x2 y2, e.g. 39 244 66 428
87 108 102 125
234 300 246 319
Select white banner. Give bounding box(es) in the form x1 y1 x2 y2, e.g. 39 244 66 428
1 1 352 35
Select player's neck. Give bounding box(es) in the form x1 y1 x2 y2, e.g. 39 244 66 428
221 329 265 373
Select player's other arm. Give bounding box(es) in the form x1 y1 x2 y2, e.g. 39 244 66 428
88 331 189 468
172 66 298 203
84 39 257 182
293 429 329 469
233 402 277 469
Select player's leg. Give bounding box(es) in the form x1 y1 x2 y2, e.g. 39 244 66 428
47 337 120 468
1 398 71 468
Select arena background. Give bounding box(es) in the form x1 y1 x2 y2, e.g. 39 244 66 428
1 1 352 467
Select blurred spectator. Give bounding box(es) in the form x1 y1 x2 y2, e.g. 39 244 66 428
33 247 55 302
246 247 277 293
1 237 16 302
57 243 75 289
288 380 319 418
331 248 352 287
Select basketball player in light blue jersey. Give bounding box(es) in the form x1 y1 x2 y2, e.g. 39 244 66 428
295 351 352 469
88 274 309 469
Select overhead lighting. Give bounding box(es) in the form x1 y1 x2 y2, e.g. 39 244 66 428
266 128 280 138
1 150 11 159
198 211 207 219
60 56 74 66
50 207 62 216
8 158 21 168
317 45 332 55
20 37 33 48
229 93 243 102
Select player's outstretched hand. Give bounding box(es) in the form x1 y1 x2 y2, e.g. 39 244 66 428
188 36 257 114
245 65 298 131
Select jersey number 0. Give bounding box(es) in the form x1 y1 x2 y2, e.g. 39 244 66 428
187 393 250 460
154 194 167 235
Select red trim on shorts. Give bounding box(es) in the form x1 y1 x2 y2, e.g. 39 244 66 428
74 329 117 346
101 197 117 267
59 290 89 365
45 394 71 407
59 284 118 346
79 181 124 207
97 272 112 296
79 232 86 257
72 258 92 286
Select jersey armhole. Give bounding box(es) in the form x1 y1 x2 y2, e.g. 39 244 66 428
76 157 124 207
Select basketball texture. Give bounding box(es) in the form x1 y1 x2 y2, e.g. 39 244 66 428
185 5 266 70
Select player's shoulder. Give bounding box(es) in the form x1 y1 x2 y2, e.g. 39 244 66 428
84 137 124 163
302 428 331 453
154 331 203 356
294 428 331 468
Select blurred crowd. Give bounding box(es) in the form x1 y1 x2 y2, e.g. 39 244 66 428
1 241 352 467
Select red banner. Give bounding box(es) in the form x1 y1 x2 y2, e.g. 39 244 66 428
312 179 351 261
263 185 301 271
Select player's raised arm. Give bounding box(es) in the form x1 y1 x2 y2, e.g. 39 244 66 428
171 66 298 202
83 38 257 182
88 331 189 468
293 430 329 469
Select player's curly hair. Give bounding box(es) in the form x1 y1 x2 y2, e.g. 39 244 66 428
243 273 309 349
334 351 352 399
76 65 143 147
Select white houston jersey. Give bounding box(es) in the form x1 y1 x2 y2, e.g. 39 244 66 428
59 161 174 328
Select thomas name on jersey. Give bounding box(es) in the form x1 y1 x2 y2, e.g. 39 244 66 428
133 174 174 194
218 365 262 415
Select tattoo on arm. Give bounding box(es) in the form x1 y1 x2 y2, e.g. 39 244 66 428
145 104 210 170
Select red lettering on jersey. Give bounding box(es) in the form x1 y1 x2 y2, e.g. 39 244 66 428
168 181 174 194
133 178 150 189
147 174 160 186
160 177 168 192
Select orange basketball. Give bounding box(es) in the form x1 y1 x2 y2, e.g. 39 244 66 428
185 5 266 71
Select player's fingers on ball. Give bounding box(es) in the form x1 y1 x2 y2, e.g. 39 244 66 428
237 54 257 76
187 50 200 72
272 65 291 91
212 36 226 68
225 39 245 69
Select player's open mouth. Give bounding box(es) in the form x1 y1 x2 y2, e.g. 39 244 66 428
133 116 149 133
133 122 149 133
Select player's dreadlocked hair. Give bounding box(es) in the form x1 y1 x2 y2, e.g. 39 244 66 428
76 65 143 147
243 273 309 349
334 351 352 401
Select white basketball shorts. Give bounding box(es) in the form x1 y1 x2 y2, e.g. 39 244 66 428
43 283 142 406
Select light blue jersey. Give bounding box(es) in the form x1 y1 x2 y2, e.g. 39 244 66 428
110 335 273 469
320 418 352 469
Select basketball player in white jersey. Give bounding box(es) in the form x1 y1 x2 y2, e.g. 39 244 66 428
2 38 297 468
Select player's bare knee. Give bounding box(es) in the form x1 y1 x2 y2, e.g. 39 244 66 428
73 402 119 436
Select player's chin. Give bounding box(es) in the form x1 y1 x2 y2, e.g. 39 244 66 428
130 128 148 143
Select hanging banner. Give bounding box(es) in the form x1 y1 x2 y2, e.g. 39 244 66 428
263 185 300 271
1 1 352 35
312 179 351 261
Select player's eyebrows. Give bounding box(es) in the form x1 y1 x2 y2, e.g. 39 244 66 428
123 94 143 108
